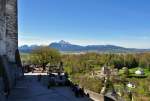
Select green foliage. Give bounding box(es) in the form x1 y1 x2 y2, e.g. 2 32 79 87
139 53 150 70
129 78 150 96
63 52 150 75
21 52 150 72
21 47 61 70
71 74 103 93
64 66 73 75
62 52 150 100
20 51 150 100
32 46 61 66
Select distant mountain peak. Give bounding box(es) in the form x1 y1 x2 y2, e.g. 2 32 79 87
19 41 150 53
58 40 70 44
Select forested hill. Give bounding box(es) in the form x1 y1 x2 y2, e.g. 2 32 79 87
19 40 150 53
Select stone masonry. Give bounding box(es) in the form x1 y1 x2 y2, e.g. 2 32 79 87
0 0 18 62
6 0 18 62
0 0 6 56
0 0 22 96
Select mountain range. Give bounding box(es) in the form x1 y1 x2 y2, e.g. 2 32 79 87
19 40 150 53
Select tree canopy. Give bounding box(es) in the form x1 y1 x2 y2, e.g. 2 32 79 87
21 46 61 70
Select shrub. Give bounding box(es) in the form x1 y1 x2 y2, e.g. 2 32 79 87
71 74 103 93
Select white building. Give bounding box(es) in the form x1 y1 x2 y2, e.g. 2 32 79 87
135 69 144 75
127 82 135 88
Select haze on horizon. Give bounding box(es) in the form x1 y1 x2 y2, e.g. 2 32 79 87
18 0 150 49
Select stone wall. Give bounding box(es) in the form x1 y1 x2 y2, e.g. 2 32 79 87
0 0 6 56
84 89 104 101
6 0 18 62
0 0 18 62
0 77 6 101
0 0 22 93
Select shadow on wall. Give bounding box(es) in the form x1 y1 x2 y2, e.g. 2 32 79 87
104 96 115 101
0 55 23 98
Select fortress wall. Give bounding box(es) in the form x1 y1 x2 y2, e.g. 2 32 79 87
0 77 6 101
0 0 22 92
0 0 6 56
6 0 18 62
0 0 18 62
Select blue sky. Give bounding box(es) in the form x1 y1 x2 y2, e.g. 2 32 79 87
18 0 150 48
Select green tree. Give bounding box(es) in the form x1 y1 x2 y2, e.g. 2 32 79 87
31 46 61 70
139 53 150 70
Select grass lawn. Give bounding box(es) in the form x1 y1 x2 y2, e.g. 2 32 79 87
119 67 150 77
116 68 150 100
129 68 150 77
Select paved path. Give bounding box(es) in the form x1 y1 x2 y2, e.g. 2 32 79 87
7 75 91 101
